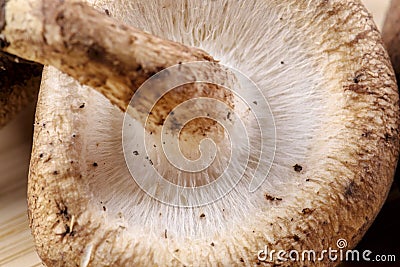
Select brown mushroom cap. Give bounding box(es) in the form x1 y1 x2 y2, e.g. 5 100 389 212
0 52 42 128
28 0 399 266
383 0 400 81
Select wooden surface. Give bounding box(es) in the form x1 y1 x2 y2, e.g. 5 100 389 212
0 102 42 267
0 1 393 266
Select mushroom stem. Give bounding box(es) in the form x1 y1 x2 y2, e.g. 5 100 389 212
383 0 400 81
0 0 234 111
0 0 237 141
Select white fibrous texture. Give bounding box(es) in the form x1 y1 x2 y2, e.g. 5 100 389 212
74 0 330 240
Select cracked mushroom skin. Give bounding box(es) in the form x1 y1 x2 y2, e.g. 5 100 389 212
28 0 399 267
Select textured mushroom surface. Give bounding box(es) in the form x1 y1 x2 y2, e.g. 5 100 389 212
0 52 42 128
28 0 399 266
383 0 400 81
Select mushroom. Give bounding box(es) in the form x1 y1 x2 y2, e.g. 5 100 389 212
383 0 400 81
0 52 42 127
383 0 400 188
22 0 400 266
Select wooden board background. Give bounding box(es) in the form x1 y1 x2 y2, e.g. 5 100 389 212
0 1 393 266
